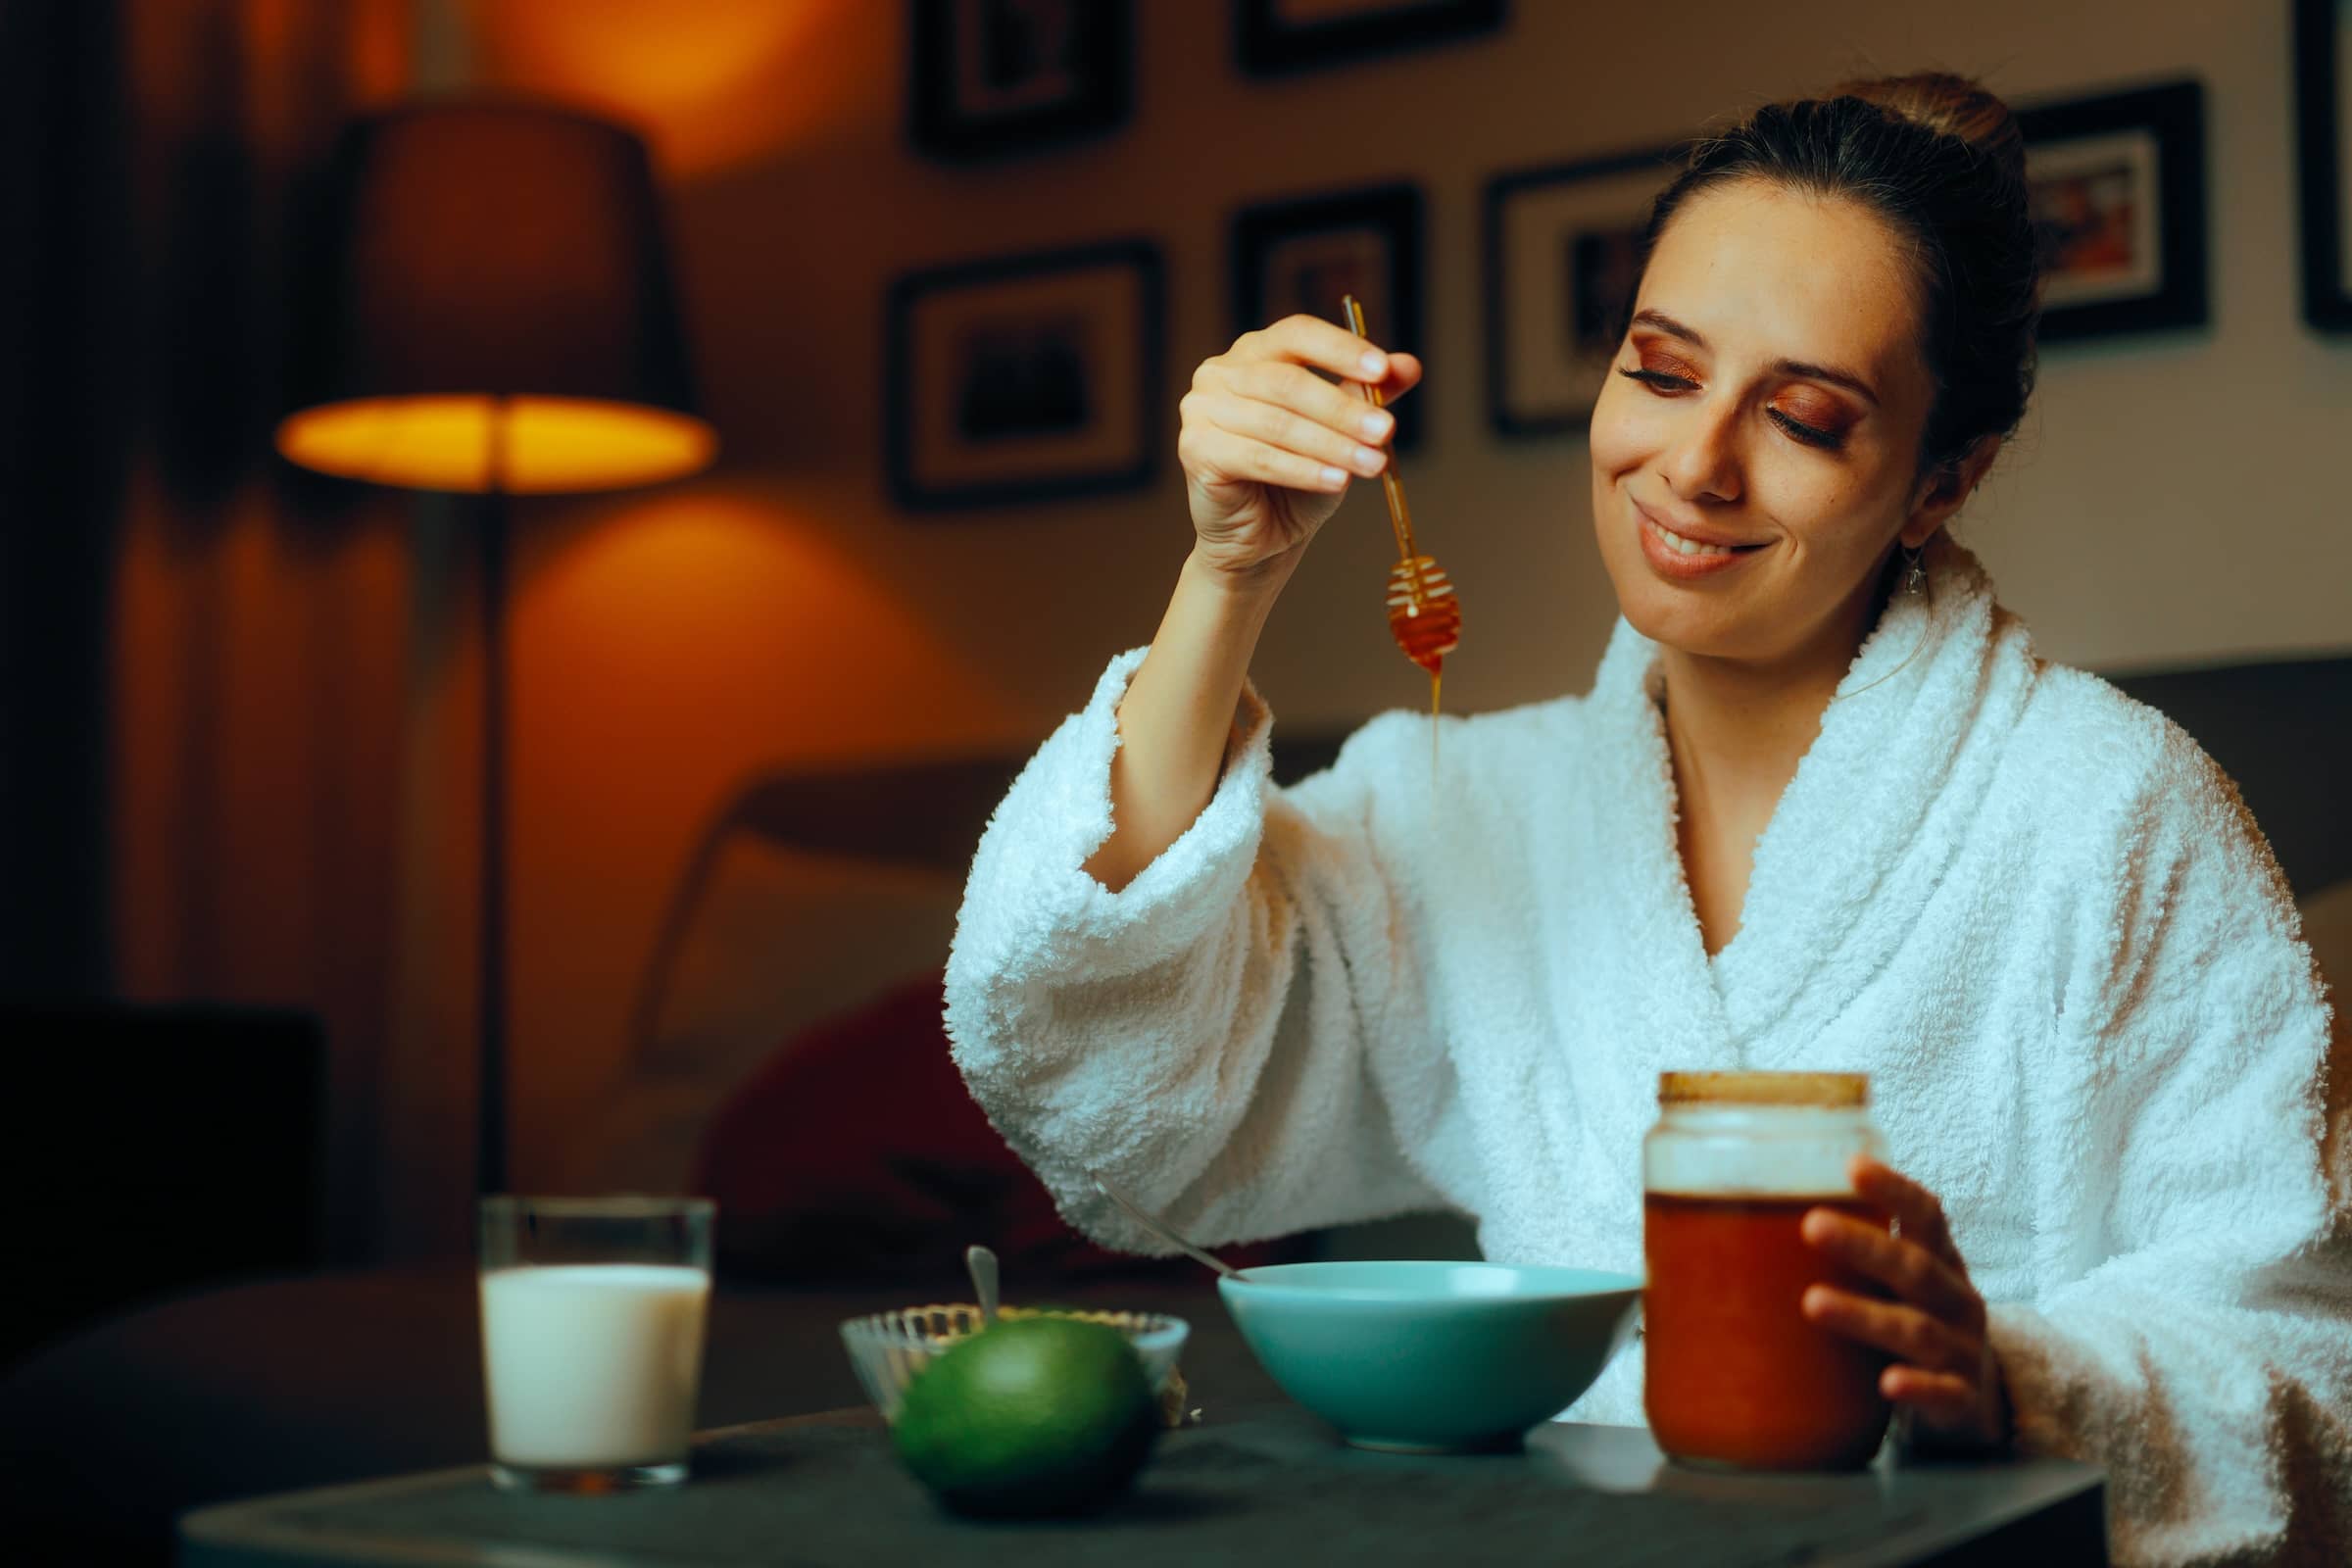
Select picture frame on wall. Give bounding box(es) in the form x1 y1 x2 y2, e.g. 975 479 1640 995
1233 183 1426 451
2018 79 2209 342
908 0 1130 161
1483 145 1682 438
886 240 1163 511
2294 0 2352 330
1238 0 1504 77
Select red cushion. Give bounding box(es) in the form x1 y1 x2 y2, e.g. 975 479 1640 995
691 971 1300 1285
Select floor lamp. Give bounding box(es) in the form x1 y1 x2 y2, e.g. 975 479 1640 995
276 100 716 1195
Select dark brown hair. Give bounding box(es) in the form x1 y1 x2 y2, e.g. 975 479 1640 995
1640 73 2041 475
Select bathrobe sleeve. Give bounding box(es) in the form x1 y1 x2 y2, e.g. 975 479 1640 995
943 649 1453 1256
1986 735 2352 1567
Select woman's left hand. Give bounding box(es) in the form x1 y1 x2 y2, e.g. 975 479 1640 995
1801 1156 2012 1454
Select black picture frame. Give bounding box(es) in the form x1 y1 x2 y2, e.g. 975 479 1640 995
2017 79 2209 343
1238 0 1503 77
1233 183 1426 451
908 0 1131 162
1482 144 1683 438
885 239 1163 511
2295 0 2352 330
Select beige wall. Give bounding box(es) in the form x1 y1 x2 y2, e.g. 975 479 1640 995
461 0 2352 1193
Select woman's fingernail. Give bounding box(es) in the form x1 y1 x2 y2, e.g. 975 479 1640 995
1353 446 1385 473
1359 411 1393 440
1319 466 1348 488
1359 349 1388 377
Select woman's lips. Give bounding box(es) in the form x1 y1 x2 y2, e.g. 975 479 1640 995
1634 500 1770 581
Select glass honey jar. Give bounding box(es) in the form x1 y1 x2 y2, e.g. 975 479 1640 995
1642 1070 1892 1471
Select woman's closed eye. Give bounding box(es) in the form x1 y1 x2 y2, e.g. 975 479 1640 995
1768 405 1845 450
1618 365 1697 393
1618 361 1854 453
1618 343 1703 394
1765 385 1856 451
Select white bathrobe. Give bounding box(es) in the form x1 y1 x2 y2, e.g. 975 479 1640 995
944 539 2350 1566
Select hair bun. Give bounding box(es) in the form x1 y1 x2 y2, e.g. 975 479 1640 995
1836 72 2025 184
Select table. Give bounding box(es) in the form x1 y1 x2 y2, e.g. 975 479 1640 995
182 1401 2105 1566
3 1268 1274 1559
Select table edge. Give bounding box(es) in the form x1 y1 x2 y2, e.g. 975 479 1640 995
177 1409 869 1565
179 1405 2107 1568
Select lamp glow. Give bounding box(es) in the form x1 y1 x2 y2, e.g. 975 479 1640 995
276 395 714 494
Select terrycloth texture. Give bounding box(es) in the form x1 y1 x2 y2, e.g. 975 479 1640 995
944 538 2351 1566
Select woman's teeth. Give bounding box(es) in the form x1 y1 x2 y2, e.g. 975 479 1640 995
1650 517 1736 558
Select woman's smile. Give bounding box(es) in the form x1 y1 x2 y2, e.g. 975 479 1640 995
1633 494 1772 581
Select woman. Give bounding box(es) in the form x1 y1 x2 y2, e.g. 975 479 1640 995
944 74 2348 1563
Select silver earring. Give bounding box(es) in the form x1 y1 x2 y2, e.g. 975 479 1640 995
1902 546 1927 597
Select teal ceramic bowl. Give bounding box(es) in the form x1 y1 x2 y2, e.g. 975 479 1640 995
1218 1260 1642 1453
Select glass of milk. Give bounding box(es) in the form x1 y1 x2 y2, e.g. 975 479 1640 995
478 1195 715 1492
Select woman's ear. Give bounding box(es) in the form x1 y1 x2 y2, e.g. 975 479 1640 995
1901 435 2001 549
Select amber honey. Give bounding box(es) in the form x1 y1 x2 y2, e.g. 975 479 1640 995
1642 1072 1890 1471
1387 553 1459 735
1642 1192 1891 1471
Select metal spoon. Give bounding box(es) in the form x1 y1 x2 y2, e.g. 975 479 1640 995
965 1244 1001 1325
1088 1170 1243 1279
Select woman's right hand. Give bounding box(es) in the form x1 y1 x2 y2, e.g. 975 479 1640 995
1177 315 1424 582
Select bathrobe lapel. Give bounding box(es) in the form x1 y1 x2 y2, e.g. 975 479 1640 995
1724 540 2039 1057
1582 620 1741 1083
1589 537 2038 1067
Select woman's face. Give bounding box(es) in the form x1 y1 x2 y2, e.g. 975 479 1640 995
1589 178 1952 668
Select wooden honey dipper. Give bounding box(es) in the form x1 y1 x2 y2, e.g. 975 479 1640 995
1341 295 1459 736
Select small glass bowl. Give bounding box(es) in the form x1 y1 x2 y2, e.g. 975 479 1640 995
838 1303 1190 1424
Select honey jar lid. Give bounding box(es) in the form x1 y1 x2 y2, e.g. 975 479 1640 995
1657 1070 1868 1106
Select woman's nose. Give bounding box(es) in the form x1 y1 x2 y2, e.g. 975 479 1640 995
1661 402 1743 505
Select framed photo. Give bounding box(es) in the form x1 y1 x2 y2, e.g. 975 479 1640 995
908 0 1130 161
1483 145 1682 438
1234 183 1425 450
1238 0 1503 77
886 240 1163 511
2018 79 2208 342
2294 0 2352 330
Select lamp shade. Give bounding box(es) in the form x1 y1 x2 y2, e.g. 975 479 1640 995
277 99 715 493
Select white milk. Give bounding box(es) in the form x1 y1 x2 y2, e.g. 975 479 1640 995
479 1264 710 1469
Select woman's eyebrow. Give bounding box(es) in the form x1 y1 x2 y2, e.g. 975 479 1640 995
1631 309 1708 348
1630 309 1880 407
1775 357 1880 407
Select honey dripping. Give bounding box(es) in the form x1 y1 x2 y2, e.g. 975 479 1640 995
1387 554 1459 751
1343 294 1461 768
